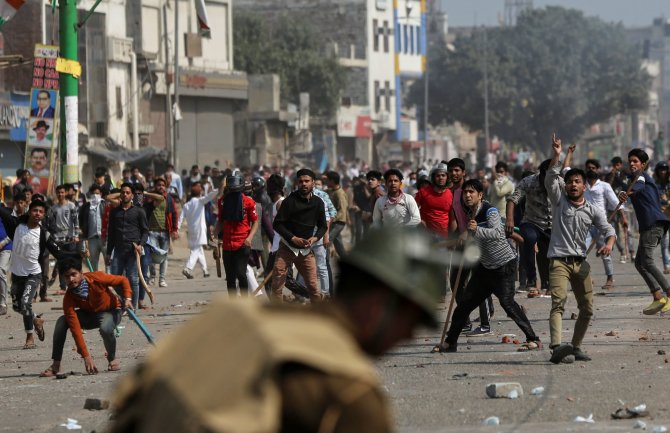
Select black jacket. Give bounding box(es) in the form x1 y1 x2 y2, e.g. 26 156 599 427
78 201 106 239
0 206 76 267
273 191 327 248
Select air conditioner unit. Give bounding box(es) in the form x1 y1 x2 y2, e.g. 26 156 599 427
107 37 133 63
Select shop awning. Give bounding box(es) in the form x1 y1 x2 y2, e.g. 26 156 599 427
84 138 168 164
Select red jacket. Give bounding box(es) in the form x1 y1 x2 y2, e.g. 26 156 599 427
217 194 258 251
62 272 131 359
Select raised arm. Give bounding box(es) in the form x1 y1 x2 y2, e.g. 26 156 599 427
562 143 576 170
544 134 565 205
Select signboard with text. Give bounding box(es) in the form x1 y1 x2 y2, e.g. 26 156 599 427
25 44 60 195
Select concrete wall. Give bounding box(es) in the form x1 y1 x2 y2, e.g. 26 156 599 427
142 0 233 71
0 1 42 93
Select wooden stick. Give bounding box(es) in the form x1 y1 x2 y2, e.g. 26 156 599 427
213 244 222 278
433 248 467 353
623 223 630 258
133 244 154 304
252 270 273 296
106 287 155 345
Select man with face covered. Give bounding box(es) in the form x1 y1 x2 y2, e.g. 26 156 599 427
216 175 259 297
79 184 106 271
545 135 615 364
271 168 327 303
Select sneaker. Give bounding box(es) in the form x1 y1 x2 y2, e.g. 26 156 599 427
573 347 592 361
147 278 155 286
665 267 670 275
662 298 670 314
462 322 472 333
0 305 6 315
182 269 194 280
33 315 46 342
561 354 576 364
203 272 210 278
159 280 168 288
643 297 668 315
619 255 627 264
550 343 574 364
466 326 492 337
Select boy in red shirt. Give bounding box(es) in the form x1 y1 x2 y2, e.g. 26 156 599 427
216 175 259 297
40 258 132 376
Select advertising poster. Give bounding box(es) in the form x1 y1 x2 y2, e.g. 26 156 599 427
25 44 60 195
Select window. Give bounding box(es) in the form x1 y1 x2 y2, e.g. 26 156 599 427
409 25 414 54
416 25 421 54
383 20 389 53
373 19 379 52
384 81 391 112
404 25 409 54
396 23 402 52
374 81 380 113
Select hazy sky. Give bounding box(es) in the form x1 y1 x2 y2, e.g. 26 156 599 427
443 0 670 28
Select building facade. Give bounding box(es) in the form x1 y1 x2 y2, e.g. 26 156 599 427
1 0 247 184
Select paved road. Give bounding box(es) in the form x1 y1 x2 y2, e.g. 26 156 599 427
0 238 668 432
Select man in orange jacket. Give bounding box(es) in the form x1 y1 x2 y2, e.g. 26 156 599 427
40 258 133 376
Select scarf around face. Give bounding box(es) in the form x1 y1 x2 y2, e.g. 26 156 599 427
222 191 244 222
70 278 89 300
386 191 405 206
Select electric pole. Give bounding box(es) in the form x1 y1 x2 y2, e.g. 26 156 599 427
59 0 79 184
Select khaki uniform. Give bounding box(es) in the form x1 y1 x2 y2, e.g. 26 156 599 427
109 301 392 433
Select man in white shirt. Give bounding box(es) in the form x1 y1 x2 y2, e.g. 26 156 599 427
178 182 219 278
0 200 72 349
372 169 421 228
584 159 620 290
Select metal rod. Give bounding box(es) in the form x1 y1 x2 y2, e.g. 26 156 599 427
173 0 180 168
163 1 174 165
76 0 104 29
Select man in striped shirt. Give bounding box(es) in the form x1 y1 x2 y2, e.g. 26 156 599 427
437 179 542 353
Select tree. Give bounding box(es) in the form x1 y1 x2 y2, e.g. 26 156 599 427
234 12 347 119
410 7 651 153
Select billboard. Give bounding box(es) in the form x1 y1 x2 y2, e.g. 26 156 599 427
25 44 60 195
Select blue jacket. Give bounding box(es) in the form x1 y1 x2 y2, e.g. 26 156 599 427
0 214 12 251
631 172 670 232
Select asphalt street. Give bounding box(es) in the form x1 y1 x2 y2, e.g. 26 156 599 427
0 237 669 433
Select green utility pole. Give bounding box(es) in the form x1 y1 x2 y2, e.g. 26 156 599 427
59 0 79 184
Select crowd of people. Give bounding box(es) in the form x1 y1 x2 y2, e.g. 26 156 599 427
0 135 669 374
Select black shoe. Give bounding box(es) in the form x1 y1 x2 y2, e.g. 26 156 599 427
573 347 592 361
466 326 492 337
462 322 472 333
431 342 457 353
550 343 574 364
561 354 575 364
